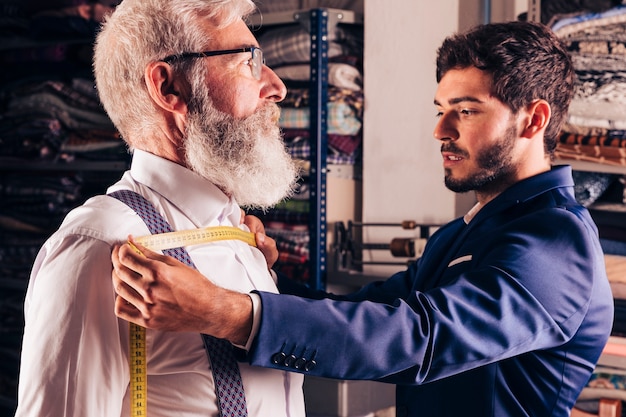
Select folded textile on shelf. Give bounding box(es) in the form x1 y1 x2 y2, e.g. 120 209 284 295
279 103 361 136
283 131 361 166
258 23 362 68
274 62 362 91
552 6 626 169
282 86 364 117
555 132 626 166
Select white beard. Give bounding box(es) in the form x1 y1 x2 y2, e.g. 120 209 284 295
184 101 299 210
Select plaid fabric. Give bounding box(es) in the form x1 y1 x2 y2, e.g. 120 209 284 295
273 235 310 258
264 227 311 281
285 135 310 160
259 25 344 67
258 24 358 67
283 133 359 165
282 87 364 119
279 81 363 137
273 230 310 283
329 133 362 155
283 128 362 155
279 103 361 136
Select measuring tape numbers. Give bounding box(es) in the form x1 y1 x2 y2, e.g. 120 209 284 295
127 225 256 416
130 323 147 416
134 225 257 251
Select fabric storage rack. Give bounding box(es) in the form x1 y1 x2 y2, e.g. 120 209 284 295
248 8 364 291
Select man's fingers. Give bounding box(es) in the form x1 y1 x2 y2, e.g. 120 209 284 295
126 236 163 262
111 259 155 312
113 294 147 326
112 243 157 303
117 241 161 282
127 236 189 268
254 232 278 268
244 214 266 234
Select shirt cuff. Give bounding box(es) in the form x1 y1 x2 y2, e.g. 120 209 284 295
236 292 262 352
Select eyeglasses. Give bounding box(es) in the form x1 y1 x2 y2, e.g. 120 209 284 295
161 47 265 80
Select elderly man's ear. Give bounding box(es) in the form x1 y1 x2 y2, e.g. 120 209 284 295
144 61 189 118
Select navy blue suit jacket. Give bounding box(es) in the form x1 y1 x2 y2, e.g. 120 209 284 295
249 166 614 417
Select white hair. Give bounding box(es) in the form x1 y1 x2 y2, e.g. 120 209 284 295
93 0 257 144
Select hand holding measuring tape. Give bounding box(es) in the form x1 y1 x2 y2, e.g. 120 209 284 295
111 229 258 417
111 220 275 416
112 227 265 338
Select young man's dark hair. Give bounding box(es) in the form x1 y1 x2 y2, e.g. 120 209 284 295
436 21 574 154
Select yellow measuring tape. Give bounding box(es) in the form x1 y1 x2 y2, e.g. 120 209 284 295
128 225 256 416
129 323 146 416
134 225 257 250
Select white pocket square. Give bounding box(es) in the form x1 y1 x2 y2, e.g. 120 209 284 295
448 254 472 267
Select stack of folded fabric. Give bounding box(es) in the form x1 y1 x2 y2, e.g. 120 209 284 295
0 6 126 409
251 18 363 283
0 78 125 163
551 5 626 167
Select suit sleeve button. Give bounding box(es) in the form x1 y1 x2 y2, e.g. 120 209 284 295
294 357 307 369
284 353 297 367
304 359 317 371
272 352 287 365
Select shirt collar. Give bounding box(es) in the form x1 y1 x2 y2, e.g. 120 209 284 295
463 201 483 224
129 150 242 227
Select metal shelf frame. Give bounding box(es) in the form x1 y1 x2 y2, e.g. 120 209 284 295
249 8 363 291
308 8 329 291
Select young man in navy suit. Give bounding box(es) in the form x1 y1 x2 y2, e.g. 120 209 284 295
112 21 613 417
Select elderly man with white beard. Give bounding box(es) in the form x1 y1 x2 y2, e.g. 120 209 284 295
14 0 305 416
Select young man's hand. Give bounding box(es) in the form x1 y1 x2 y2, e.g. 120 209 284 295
111 238 253 345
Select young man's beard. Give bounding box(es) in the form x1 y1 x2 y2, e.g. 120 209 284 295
444 123 518 195
184 96 299 211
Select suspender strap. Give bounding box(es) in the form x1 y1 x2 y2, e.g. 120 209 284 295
109 189 248 417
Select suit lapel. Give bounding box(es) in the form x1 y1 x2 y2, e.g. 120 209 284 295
412 219 468 291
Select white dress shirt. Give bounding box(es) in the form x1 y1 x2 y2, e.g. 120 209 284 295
15 150 305 417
